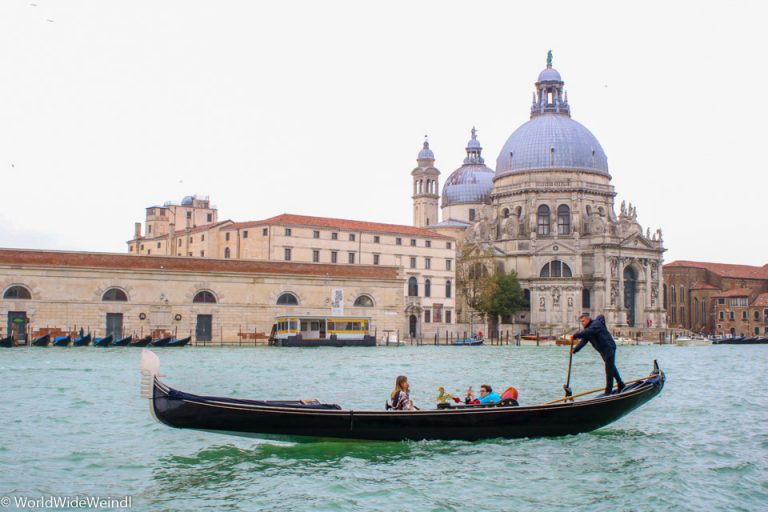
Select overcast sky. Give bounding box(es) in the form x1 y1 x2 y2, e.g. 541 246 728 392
1 1 765 266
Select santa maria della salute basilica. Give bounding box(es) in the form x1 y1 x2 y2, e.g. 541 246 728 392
416 55 667 332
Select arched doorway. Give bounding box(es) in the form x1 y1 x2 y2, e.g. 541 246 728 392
624 267 637 327
409 315 417 337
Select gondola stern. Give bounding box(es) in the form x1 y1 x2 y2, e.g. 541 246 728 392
139 349 164 423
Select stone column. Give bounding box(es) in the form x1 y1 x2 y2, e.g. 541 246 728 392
618 258 624 308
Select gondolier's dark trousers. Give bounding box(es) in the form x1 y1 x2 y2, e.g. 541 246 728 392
602 351 624 395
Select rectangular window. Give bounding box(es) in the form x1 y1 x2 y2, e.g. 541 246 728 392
332 232 338 240
446 259 452 271
719 311 724 321
446 311 452 324
177 239 182 246
186 211 192 219
742 311 748 320
410 257 417 269
348 252 355 264
284 248 292 261
243 231 248 239
148 225 152 234
396 237 402 245
200 250 204 257
147 249 151 255
349 234 356 241
262 228 268 236
433 305 442 323
285 228 292 236
189 237 193 243
201 234 205 242
313 230 320 239
447 242 452 249
157 242 161 248
373 254 380 265
410 239 417 247
374 235 380 243
140 244 144 250
469 209 476 222
424 310 431 323
425 258 431 269
718 298 725 305
225 233 230 241
313 250 319 263
729 311 735 321
207 213 212 222
331 251 338 263
426 240 431 248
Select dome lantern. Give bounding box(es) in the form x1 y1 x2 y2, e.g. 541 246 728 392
531 50 570 118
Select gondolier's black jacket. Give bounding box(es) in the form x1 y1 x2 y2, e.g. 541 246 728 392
573 315 617 360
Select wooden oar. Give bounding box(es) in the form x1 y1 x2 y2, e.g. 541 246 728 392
546 376 649 405
563 336 575 398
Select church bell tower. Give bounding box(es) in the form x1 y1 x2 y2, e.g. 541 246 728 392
411 138 440 228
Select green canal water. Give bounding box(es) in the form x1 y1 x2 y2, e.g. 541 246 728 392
1 345 766 511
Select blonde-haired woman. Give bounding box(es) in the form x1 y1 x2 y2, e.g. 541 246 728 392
390 375 413 410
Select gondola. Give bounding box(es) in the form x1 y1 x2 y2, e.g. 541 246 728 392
73 333 92 347
112 335 132 347
32 334 51 347
150 336 172 347
167 336 191 347
0 336 14 347
452 338 484 346
93 335 113 347
53 335 71 347
140 350 666 441
129 336 152 348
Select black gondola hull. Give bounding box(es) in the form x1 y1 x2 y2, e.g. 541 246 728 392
130 336 152 347
167 336 191 347
112 336 132 346
32 334 51 347
0 336 13 347
93 335 113 347
151 336 172 347
149 366 665 441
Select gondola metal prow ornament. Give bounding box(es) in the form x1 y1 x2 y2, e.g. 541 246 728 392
140 349 161 399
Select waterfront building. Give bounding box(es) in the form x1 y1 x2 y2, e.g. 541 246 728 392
129 210 455 338
0 249 403 344
663 260 768 335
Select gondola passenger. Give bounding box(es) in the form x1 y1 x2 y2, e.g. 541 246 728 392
466 384 501 404
390 375 414 411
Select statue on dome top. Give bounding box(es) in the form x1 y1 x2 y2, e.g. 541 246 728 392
547 50 553 67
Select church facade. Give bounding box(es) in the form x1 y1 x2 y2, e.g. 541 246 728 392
424 55 667 333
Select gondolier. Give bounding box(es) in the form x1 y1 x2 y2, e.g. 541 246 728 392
571 313 625 395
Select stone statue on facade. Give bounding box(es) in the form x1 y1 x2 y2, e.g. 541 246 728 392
610 258 618 278
552 288 560 307
610 284 618 306
651 284 658 306
651 262 658 281
539 296 546 310
620 200 627 217
567 296 573 308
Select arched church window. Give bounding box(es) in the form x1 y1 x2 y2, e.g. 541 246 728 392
4 285 31 300
694 298 699 323
102 288 128 301
502 208 510 219
671 286 677 304
354 295 374 307
276 293 298 305
582 288 591 308
557 205 570 235
540 260 572 278
408 277 418 297
537 205 550 235
663 284 668 308
193 290 217 303
524 289 531 309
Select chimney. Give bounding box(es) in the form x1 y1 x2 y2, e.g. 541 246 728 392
134 222 142 239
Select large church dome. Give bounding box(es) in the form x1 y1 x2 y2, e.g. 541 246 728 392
442 128 494 207
495 57 609 178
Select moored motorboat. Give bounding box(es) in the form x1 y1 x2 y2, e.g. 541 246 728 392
0 336 14 347
167 336 191 347
150 336 172 347
452 337 484 346
32 334 51 347
73 334 92 347
93 335 114 347
129 336 152 347
112 335 132 347
53 335 71 347
140 350 666 442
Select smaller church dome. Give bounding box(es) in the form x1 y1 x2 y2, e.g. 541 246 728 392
442 128 494 207
418 140 434 160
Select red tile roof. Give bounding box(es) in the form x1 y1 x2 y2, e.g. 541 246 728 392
752 293 768 307
129 221 233 242
665 260 768 280
0 249 399 280
690 281 720 291
712 288 754 298
222 214 451 239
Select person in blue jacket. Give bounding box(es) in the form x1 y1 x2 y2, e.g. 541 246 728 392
571 313 625 395
476 384 501 404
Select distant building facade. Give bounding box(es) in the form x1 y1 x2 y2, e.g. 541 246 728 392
0 249 403 344
663 260 768 336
